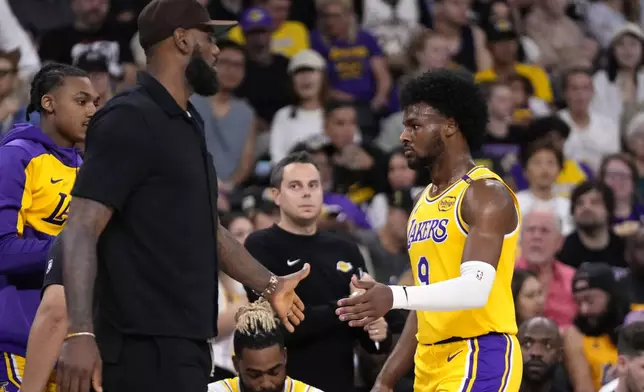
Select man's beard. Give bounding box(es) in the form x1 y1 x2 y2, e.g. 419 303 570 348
576 222 604 235
406 138 443 172
575 294 630 342
186 52 219 96
240 379 285 392
522 359 558 384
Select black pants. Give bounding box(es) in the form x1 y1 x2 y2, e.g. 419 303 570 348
99 333 211 392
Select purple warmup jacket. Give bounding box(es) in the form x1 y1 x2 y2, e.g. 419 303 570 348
0 123 81 356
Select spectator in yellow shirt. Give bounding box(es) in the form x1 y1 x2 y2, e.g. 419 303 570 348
228 0 309 58
475 17 553 104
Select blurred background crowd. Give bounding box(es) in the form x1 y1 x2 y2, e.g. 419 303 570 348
3 0 644 390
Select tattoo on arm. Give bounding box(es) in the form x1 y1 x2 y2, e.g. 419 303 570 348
217 224 272 294
61 198 113 333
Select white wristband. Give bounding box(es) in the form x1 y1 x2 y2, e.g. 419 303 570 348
390 285 409 309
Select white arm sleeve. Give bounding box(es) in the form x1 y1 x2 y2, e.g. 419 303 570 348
389 261 496 311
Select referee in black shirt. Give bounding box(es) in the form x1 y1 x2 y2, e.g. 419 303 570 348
55 1 310 391
245 152 392 392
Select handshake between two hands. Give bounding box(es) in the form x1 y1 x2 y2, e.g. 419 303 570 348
341 272 388 344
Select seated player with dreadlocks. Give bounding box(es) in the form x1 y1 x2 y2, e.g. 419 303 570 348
209 300 324 392
0 63 98 392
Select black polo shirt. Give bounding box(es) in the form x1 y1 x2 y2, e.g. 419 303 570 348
72 72 219 340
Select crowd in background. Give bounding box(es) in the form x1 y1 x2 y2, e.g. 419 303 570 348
3 0 644 390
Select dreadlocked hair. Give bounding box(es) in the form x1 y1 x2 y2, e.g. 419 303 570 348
26 62 88 121
233 299 284 356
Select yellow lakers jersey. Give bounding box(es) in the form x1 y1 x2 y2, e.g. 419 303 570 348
407 166 520 344
582 334 618 391
209 376 323 392
1 128 81 238
18 153 78 236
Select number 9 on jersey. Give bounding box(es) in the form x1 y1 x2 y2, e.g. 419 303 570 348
417 256 430 285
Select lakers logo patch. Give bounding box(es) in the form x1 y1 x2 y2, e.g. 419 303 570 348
336 261 353 273
438 196 456 212
0 381 8 392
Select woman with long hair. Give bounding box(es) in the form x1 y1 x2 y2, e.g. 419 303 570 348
597 153 644 235
366 148 422 229
269 49 328 163
591 23 644 124
512 269 546 327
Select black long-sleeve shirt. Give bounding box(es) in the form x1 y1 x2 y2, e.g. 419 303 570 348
244 225 391 392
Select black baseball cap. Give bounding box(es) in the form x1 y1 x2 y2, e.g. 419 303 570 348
138 0 238 50
485 19 518 43
572 262 618 294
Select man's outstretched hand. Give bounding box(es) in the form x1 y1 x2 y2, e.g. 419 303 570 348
336 275 393 328
268 263 311 332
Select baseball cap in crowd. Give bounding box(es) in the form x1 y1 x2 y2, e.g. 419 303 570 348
572 262 619 295
387 189 414 215
138 0 237 50
610 22 644 46
288 49 326 74
485 18 518 43
239 7 273 33
74 51 110 74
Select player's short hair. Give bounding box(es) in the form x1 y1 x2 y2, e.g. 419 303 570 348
269 151 320 188
400 69 489 151
26 62 88 120
617 321 644 356
233 299 284 357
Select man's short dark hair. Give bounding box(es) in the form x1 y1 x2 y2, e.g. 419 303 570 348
618 321 644 356
400 69 489 151
569 181 615 221
269 151 320 188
